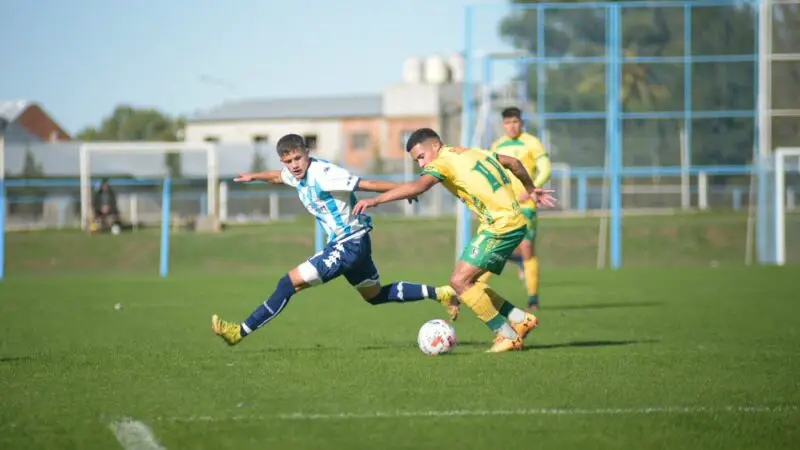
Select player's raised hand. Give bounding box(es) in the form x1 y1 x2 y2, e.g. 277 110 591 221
353 198 377 215
530 188 557 208
234 173 255 183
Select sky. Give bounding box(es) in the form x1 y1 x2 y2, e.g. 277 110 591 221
0 0 517 134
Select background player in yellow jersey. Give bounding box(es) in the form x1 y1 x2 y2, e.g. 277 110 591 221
353 128 556 353
489 107 552 311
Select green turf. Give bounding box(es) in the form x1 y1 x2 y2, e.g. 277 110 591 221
1 262 799 449
2 215 799 448
2 211 763 277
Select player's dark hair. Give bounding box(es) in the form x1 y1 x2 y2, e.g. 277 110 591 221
405 128 441 152
501 107 522 120
276 134 306 156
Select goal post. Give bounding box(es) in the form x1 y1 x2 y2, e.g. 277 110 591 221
78 141 219 231
78 141 219 278
773 147 800 266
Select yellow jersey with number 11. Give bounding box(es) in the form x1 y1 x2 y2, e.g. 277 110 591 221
421 146 526 236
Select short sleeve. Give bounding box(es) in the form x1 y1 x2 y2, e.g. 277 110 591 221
315 163 360 192
421 158 450 181
280 167 297 187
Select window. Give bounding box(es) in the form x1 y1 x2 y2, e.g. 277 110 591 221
204 136 220 143
252 135 269 143
350 132 371 151
303 134 318 151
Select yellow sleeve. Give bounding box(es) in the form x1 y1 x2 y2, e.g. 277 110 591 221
490 137 503 152
421 157 452 182
533 155 552 188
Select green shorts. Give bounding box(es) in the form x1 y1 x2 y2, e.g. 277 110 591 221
521 207 538 242
460 226 527 274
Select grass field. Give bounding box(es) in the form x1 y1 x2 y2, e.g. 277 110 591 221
1 215 799 449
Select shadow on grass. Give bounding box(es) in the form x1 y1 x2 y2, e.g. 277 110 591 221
545 301 664 311
0 356 33 363
455 339 658 351
233 339 658 354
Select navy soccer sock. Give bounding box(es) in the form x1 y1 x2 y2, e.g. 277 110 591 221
508 254 524 268
367 282 437 305
241 275 296 336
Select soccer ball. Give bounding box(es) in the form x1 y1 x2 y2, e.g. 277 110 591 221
417 319 457 356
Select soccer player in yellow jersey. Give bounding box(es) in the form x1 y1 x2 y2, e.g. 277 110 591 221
353 128 556 353
488 107 552 311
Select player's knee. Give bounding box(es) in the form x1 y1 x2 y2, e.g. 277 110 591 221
449 273 470 293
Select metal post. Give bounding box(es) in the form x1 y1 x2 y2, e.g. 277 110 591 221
160 177 172 278
756 0 772 263
684 3 693 184
577 175 588 213
269 192 279 220
458 5 475 261
537 5 546 142
0 178 5 281
79 144 91 230
219 181 228 223
698 171 709 210
608 4 623 269
0 135 4 281
775 148 785 265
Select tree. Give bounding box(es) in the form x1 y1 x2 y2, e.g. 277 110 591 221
78 105 186 177
250 149 267 173
21 148 44 177
496 0 784 169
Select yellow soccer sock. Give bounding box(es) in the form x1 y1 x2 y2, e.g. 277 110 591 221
460 284 517 339
524 256 540 306
477 272 493 285
485 287 528 324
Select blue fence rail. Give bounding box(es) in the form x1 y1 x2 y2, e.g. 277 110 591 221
463 0 766 269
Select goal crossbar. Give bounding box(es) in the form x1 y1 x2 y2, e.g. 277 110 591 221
78 141 219 230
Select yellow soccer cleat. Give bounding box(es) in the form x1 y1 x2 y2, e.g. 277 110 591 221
211 314 243 346
511 312 539 340
435 285 461 321
486 334 523 353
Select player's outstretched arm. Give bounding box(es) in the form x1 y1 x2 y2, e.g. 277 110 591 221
234 170 283 184
356 179 404 193
533 155 552 188
496 154 556 208
353 175 439 215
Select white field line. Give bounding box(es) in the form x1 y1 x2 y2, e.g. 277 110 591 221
152 405 798 423
108 418 166 450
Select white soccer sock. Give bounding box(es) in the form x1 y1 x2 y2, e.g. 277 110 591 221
498 322 518 340
507 308 527 323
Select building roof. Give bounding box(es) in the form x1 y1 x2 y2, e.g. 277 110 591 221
0 100 33 123
189 94 383 122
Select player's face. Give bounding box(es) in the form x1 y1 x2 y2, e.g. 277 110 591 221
409 143 438 169
503 116 523 139
280 149 311 179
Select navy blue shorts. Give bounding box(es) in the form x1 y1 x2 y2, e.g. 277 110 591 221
297 231 380 288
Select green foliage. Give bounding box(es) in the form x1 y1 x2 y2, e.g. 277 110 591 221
250 149 268 173
78 105 186 178
498 0 800 166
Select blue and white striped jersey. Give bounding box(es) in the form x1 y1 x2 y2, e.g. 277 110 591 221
281 158 372 243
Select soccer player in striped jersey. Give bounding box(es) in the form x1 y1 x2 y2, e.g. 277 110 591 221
488 107 552 311
353 128 556 353
211 134 459 345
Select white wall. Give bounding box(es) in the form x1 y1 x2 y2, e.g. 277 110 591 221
183 119 344 161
